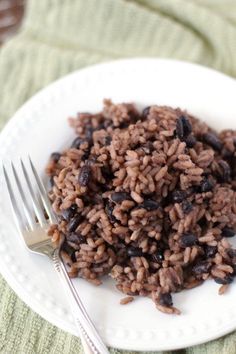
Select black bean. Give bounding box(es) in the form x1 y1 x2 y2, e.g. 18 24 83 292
67 233 86 244
182 200 193 214
232 156 236 178
222 227 235 238
176 115 192 141
180 233 198 248
203 133 222 151
172 190 187 203
142 106 151 119
78 235 86 243
205 245 217 258
71 137 85 149
67 240 79 250
186 187 194 196
185 134 197 148
105 136 112 146
227 248 236 258
67 215 82 232
127 247 144 257
96 123 105 131
90 157 98 166
78 165 92 186
119 122 129 129
151 250 163 263
176 118 184 140
49 176 55 188
71 204 78 212
222 148 233 159
214 275 234 284
81 149 91 161
159 293 173 307
111 192 131 203
140 142 153 154
163 217 171 234
61 204 77 221
218 160 231 182
61 242 74 256
50 152 61 162
71 251 77 263
85 126 94 144
182 116 192 135
140 199 160 211
200 179 214 193
192 261 211 275
198 217 207 228
233 265 236 276
62 209 73 222
105 200 117 223
101 166 113 180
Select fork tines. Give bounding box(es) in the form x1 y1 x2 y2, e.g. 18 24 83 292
3 157 56 232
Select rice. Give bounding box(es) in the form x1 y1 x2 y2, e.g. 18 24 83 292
120 296 134 305
46 99 236 314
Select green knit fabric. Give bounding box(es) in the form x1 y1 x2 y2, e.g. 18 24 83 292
0 1 236 353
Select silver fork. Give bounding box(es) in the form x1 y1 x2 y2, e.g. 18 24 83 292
3 157 109 354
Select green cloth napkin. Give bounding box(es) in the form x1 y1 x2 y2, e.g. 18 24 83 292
1 0 236 353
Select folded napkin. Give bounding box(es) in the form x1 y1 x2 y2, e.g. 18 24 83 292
0 1 236 353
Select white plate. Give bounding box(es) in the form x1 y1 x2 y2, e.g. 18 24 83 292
0 58 236 352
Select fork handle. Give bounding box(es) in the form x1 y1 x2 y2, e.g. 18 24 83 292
79 324 96 354
52 249 109 354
